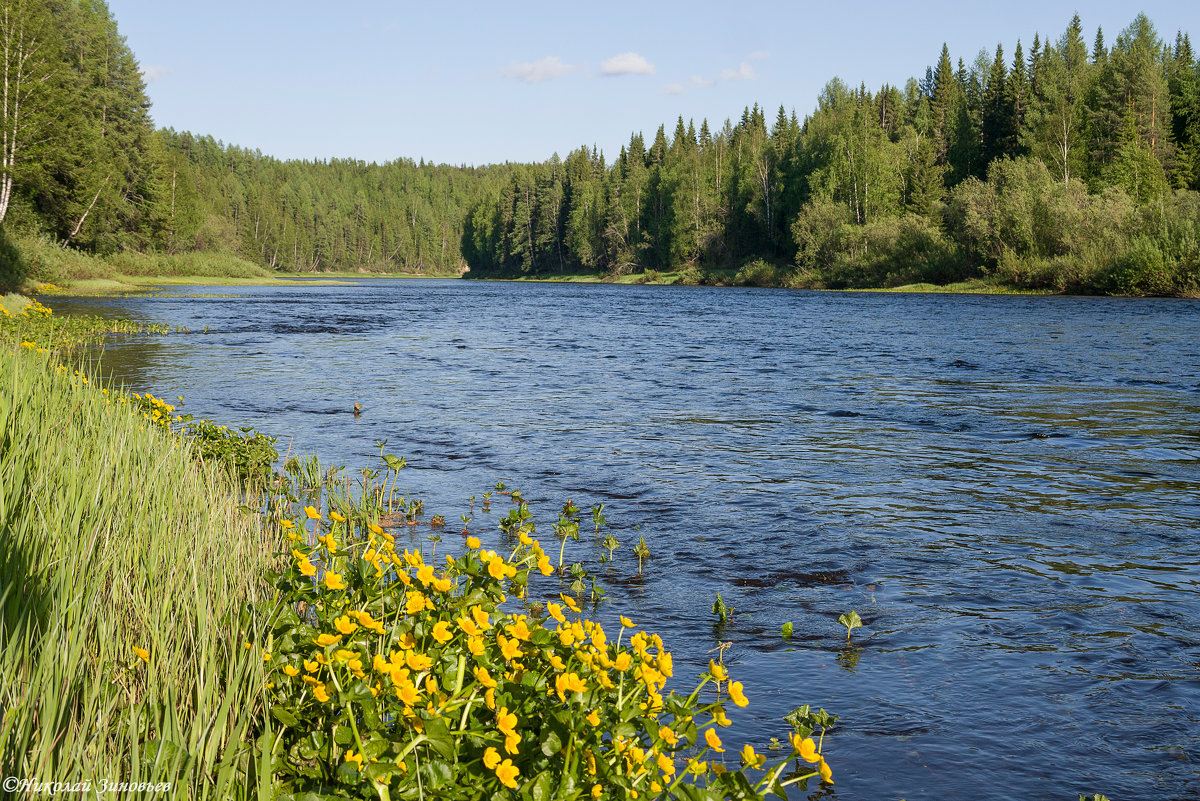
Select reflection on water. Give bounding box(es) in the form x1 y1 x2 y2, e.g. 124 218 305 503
54 282 1200 801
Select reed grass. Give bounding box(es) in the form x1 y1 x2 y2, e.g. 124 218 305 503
0 340 278 798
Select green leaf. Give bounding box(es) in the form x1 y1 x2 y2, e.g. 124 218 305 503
539 729 563 757
270 705 299 727
528 770 554 801
781 621 794 638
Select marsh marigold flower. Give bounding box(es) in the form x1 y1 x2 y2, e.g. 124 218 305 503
495 758 520 789
313 633 342 647
313 683 330 702
728 680 749 707
705 728 724 752
819 759 833 784
334 615 357 635
432 621 453 644
466 536 481 549
708 660 727 681
304 506 321 520
483 747 501 770
324 572 347 591
330 511 346 523
132 645 150 663
793 735 820 764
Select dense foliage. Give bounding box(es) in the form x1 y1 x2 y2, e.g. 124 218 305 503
2 4 1199 294
465 14 1200 294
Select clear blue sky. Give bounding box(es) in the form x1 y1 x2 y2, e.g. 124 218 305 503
107 1 1199 166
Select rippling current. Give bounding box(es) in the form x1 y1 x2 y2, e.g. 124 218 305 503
56 280 1200 800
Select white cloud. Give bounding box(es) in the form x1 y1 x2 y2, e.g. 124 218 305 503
502 56 575 83
720 61 757 81
690 74 716 88
142 65 171 84
599 52 655 76
660 82 686 95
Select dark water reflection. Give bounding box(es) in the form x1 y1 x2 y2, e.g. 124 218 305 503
55 281 1200 800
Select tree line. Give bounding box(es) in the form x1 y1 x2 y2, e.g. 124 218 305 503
2 4 1198 294
465 13 1200 294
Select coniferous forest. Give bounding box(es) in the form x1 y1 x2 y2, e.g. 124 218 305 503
2 3 1199 295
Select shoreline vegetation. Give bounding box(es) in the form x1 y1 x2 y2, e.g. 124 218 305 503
2 299 840 799
2 7 1199 299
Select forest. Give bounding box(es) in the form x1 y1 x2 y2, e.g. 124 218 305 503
1 2 1198 295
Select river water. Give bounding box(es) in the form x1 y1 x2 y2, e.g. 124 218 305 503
54 280 1200 800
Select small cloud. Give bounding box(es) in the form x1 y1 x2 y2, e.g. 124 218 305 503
690 74 716 88
747 50 769 62
720 61 757 81
142 65 171 84
503 56 575 83
660 82 686 95
599 51 655 76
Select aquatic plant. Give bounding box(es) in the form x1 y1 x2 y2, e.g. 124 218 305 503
712 592 733 625
633 536 650 576
781 622 794 638
591 503 606 533
837 611 863 645
601 533 620 563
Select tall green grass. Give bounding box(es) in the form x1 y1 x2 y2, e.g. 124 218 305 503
0 342 277 798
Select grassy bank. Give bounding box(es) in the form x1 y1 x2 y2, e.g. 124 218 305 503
0 305 275 797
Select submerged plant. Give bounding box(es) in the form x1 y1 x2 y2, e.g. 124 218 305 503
601 533 621 563
712 592 733 625
591 503 606 533
633 536 650 576
837 610 863 645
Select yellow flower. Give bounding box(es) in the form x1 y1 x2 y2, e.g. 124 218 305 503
368 523 384 535
793 735 821 764
586 710 601 726
708 660 727 681
283 665 300 677
466 536 481 549
304 506 322 520
487 558 507 580
432 621 453 644
818 758 833 784
740 744 765 769
658 726 678 747
330 511 346 523
559 593 580 613
313 633 343 647
483 747 501 770
495 758 520 789
554 672 587 701
658 651 673 677
613 652 632 672
496 706 518 736
497 634 522 661
468 635 486 656
537 555 553 575
431 576 454 593
549 654 566 671
313 683 330 702
132 645 150 663
471 606 491 629
704 728 724 753
334 615 358 635
406 652 433 671
713 709 731 727
473 666 498 688
303 658 319 673
324 571 347 590
485 687 496 709
657 752 676 775
280 519 295 530
396 683 420 706
405 591 427 615
728 680 748 707
619 615 635 628
591 784 602 799
297 556 317 576
344 748 364 769
504 731 521 754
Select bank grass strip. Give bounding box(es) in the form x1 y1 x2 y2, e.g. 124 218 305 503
0 330 275 797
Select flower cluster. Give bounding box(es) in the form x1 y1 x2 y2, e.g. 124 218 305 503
261 499 833 799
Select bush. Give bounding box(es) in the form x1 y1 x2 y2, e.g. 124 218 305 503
262 503 835 799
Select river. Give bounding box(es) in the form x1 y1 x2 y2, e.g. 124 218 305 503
53 280 1200 800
